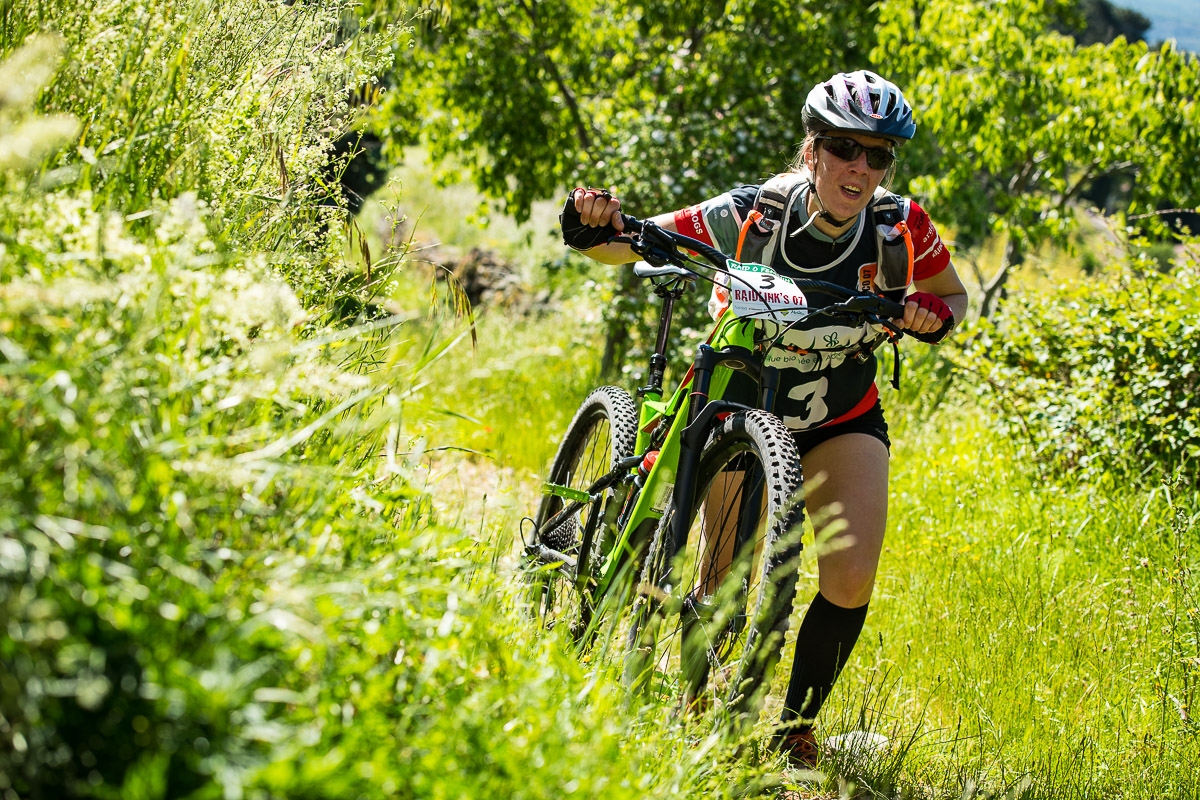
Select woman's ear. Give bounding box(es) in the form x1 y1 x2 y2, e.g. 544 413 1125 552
802 142 816 171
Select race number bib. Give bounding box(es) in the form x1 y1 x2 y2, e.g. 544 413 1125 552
725 260 807 322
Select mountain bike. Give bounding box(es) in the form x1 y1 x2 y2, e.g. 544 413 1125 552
520 214 907 724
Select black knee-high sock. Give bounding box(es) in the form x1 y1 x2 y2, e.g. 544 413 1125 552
780 590 869 728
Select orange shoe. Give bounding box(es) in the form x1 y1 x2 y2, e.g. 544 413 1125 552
773 727 818 768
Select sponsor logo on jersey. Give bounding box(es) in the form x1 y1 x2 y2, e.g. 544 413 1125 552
910 206 930 232
857 262 878 293
675 205 712 244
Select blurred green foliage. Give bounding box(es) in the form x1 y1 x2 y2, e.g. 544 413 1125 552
388 0 1200 373
878 0 1200 252
392 0 1199 247
389 0 879 218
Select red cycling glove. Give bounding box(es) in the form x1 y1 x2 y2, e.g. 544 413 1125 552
905 291 955 344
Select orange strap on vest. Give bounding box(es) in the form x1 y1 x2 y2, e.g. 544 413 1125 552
894 220 914 286
735 210 764 261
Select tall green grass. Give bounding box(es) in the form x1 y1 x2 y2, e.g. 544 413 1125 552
0 7 787 800
837 407 1200 798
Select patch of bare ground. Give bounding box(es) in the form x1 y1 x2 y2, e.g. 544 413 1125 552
418 451 540 568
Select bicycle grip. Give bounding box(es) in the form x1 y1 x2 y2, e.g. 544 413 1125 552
879 297 907 319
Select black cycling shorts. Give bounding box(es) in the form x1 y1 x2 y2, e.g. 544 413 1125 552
790 400 890 458
719 372 890 456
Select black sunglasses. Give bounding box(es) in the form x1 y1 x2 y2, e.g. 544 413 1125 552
817 136 896 171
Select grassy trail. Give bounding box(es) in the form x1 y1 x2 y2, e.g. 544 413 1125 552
380 161 1200 794
404 293 1200 799
370 156 1200 798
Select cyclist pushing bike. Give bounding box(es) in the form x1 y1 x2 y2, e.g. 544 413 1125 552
559 70 968 769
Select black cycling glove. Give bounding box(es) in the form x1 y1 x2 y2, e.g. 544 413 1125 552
560 190 620 251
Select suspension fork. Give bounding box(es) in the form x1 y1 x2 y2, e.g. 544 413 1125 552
663 344 779 700
664 344 781 577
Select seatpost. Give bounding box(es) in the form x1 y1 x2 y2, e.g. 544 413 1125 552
639 283 683 398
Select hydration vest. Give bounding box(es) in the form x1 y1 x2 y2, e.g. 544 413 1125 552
732 170 914 303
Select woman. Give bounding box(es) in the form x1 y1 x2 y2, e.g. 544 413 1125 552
560 70 968 767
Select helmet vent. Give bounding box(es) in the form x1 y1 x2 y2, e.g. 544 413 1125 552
801 70 917 142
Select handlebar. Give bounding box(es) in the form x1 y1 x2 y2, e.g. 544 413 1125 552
614 214 909 322
618 215 733 279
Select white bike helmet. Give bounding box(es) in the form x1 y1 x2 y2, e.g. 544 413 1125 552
802 70 916 143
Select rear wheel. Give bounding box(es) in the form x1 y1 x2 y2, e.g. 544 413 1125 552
526 387 638 638
623 410 804 725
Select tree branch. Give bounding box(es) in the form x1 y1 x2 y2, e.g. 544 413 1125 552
1056 159 1135 212
510 0 593 152
980 235 1023 319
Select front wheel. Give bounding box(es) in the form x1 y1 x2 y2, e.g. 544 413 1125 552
624 410 804 726
526 386 638 638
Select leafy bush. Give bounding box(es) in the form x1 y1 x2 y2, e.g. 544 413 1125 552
0 11 411 797
30 1 386 242
959 245 1200 480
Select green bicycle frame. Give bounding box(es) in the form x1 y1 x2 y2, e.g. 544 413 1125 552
594 308 781 599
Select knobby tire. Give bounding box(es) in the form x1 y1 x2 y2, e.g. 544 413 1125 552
528 386 638 642
623 409 804 727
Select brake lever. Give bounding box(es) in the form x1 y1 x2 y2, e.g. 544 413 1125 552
636 219 682 251
624 225 683 268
